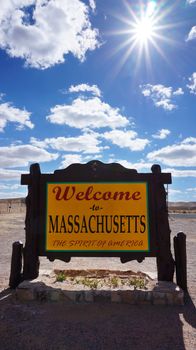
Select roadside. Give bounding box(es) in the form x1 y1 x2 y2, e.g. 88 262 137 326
0 213 195 350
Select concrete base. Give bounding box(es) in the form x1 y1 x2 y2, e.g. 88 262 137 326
16 270 184 306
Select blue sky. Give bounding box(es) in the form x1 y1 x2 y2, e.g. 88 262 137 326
0 0 195 201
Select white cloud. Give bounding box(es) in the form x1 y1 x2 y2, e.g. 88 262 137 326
162 168 196 177
108 158 153 172
0 144 58 168
141 84 172 98
140 84 183 111
0 190 26 199
69 84 101 97
60 154 84 168
30 131 105 154
0 184 21 191
103 130 150 151
173 88 184 96
181 136 196 144
0 0 99 69
187 72 196 94
60 153 103 168
155 99 176 111
141 88 151 97
147 137 196 166
167 189 183 202
105 160 196 177
167 188 195 202
169 189 183 194
46 97 129 129
152 129 171 140
89 0 96 12
0 168 24 181
186 26 196 41
0 100 33 132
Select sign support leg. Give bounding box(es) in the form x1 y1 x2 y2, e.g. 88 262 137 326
152 165 175 282
23 163 40 280
9 241 23 288
174 232 187 291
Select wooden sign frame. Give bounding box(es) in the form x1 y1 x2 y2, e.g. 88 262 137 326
21 160 175 282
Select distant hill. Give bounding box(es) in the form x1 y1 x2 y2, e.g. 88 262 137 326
169 202 196 212
0 198 26 214
0 198 196 214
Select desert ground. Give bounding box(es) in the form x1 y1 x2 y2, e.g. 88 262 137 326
0 210 195 350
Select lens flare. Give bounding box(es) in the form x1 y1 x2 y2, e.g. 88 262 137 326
146 1 157 17
108 0 179 77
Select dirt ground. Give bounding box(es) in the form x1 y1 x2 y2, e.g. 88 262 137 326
0 212 196 350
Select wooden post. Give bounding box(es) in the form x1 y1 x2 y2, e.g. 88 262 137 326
152 164 175 282
174 232 187 291
9 241 23 289
23 163 40 280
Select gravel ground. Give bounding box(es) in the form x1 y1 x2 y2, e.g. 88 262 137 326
0 212 195 350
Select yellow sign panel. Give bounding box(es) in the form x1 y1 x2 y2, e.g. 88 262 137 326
46 183 149 252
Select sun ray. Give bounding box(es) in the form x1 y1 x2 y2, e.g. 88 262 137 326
107 0 184 76
107 40 140 82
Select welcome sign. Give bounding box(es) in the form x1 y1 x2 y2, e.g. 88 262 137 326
21 161 174 282
46 182 150 252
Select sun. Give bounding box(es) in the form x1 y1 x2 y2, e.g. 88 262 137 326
129 1 159 49
133 16 156 45
109 0 178 76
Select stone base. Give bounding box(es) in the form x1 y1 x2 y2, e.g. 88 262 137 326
15 270 184 306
